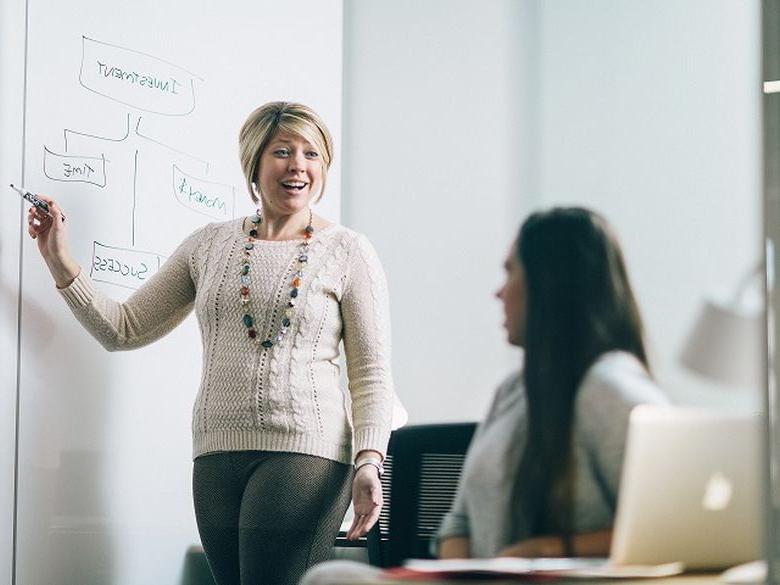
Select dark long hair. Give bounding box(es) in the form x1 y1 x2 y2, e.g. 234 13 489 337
512 207 649 549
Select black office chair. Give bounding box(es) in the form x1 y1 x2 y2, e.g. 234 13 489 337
367 422 477 567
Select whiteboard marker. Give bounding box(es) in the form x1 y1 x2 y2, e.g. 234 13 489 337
9 184 66 222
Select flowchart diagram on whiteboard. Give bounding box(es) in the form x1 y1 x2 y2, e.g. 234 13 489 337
42 36 237 290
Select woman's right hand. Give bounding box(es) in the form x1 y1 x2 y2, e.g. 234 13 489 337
439 536 471 559
27 194 80 288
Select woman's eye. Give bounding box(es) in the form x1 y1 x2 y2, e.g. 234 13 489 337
305 151 319 159
274 149 289 157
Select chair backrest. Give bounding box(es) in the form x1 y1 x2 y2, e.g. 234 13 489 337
367 422 477 567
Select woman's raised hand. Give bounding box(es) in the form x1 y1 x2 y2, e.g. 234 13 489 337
27 194 80 288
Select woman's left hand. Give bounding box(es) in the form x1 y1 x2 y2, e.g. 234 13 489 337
346 465 383 540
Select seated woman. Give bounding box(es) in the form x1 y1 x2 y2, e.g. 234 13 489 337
438 206 668 559
301 206 669 583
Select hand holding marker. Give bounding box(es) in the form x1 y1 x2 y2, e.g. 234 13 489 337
9 184 66 222
16 183 80 288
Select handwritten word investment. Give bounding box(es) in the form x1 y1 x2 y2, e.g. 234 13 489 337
95 61 181 95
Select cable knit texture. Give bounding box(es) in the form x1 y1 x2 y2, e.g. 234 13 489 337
58 218 395 464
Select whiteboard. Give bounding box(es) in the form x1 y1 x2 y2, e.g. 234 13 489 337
14 1 343 584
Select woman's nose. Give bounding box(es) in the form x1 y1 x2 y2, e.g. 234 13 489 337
288 152 306 172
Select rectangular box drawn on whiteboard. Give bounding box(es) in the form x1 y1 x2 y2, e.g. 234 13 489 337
90 241 166 290
79 36 201 116
172 164 236 220
43 146 107 187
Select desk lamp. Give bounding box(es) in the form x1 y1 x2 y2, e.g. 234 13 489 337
680 265 763 390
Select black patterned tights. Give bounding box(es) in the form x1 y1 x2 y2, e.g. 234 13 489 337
193 451 352 585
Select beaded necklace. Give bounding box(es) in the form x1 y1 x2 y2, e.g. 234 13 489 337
240 208 314 349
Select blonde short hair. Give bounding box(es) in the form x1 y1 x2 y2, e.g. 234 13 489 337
239 101 333 204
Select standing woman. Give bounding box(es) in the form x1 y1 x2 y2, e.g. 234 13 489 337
27 101 394 585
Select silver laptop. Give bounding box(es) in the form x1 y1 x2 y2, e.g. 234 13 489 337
610 405 763 570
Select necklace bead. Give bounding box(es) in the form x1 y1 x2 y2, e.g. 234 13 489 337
240 209 314 350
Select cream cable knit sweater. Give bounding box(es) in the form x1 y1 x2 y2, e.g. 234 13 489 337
58 218 394 464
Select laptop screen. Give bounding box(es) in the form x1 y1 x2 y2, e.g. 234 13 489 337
610 405 762 570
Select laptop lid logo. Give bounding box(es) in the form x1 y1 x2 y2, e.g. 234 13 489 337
702 472 733 511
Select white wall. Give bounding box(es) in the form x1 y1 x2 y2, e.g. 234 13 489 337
342 0 531 423
343 0 762 422
535 0 762 408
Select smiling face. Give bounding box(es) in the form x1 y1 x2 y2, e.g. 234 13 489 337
255 130 324 216
496 239 527 347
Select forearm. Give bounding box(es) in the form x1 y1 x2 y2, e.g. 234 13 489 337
56 233 198 351
345 344 394 455
570 529 612 557
345 339 394 455
499 529 612 558
45 253 81 289
439 537 471 559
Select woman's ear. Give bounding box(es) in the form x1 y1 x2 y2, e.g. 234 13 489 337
251 182 261 203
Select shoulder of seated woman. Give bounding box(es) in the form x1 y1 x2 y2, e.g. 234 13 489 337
489 370 525 413
578 350 664 403
589 350 646 375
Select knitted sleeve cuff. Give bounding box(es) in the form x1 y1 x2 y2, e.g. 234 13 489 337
57 270 96 307
353 426 391 461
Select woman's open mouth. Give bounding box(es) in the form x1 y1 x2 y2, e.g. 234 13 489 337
280 180 308 192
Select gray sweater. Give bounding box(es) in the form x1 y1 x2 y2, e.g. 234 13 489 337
436 351 669 558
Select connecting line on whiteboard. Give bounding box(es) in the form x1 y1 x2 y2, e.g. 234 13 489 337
63 112 130 152
134 116 209 175
132 149 139 247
